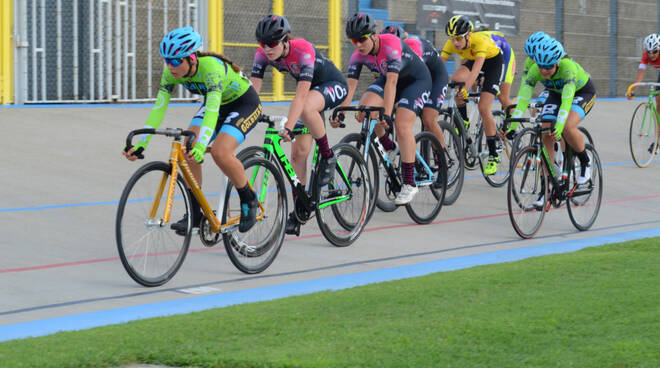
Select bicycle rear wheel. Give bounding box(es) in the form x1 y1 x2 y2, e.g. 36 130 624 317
438 119 464 205
222 156 287 274
339 132 378 222
405 131 445 224
629 102 659 168
316 143 371 247
478 111 512 187
567 144 603 231
116 161 191 287
507 146 548 239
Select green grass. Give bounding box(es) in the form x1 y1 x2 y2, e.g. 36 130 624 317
2 237 660 368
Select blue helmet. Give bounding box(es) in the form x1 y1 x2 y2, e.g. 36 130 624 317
534 38 565 67
160 26 202 58
524 31 550 58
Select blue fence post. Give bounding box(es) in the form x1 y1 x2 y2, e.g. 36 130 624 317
555 0 564 44
610 0 618 97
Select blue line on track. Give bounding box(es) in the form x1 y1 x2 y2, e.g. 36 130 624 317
0 227 658 342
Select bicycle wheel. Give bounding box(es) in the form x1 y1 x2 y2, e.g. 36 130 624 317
339 132 379 222
236 145 272 162
316 143 371 247
507 146 548 239
629 102 659 168
478 111 512 187
116 161 191 287
222 156 287 274
509 127 537 171
439 119 465 205
567 144 603 231
405 131 445 224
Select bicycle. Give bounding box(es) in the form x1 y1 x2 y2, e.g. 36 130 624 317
626 82 660 167
505 117 603 239
440 80 512 188
116 128 287 287
335 105 447 224
507 101 594 172
237 114 371 247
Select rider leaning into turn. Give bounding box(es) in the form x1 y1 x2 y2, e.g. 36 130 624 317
440 15 505 176
250 15 348 236
332 13 432 205
510 37 596 205
122 27 261 235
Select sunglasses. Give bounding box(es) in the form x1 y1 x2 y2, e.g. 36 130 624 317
649 50 660 55
451 35 465 41
538 64 556 70
259 40 280 49
164 57 184 67
350 34 372 45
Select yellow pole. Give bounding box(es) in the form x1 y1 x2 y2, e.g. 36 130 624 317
0 0 14 104
208 0 223 53
272 0 285 101
328 0 341 70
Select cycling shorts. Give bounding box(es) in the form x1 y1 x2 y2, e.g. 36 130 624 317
424 59 449 111
540 79 596 120
503 48 516 85
366 75 432 116
462 52 504 96
190 86 261 145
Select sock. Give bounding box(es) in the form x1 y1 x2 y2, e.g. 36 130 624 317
486 136 498 157
458 104 468 122
402 162 416 186
576 149 590 167
237 184 256 203
315 134 333 159
379 133 396 151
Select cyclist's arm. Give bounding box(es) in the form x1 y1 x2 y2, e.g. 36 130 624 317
465 56 485 92
195 68 225 151
250 77 263 94
509 71 537 130
341 77 359 107
383 72 398 117
286 80 312 130
137 69 175 148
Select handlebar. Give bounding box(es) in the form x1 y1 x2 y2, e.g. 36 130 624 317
504 117 556 124
332 105 384 125
125 128 197 159
626 82 660 97
257 114 288 130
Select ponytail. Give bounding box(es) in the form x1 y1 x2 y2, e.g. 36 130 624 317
195 51 242 73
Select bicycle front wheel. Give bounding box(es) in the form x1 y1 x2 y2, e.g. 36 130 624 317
478 112 512 187
509 127 537 171
339 132 379 222
507 146 548 239
567 144 603 231
116 161 191 287
438 119 465 205
629 102 659 168
223 156 287 274
316 143 371 247
405 131 446 224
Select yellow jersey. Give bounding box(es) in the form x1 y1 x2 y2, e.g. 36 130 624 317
441 32 501 60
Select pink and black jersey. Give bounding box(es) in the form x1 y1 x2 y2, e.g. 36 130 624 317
347 33 427 82
639 50 660 70
251 38 342 86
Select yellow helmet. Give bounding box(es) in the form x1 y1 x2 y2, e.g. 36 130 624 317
445 15 473 37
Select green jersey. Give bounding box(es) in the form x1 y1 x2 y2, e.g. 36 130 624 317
140 56 252 149
523 56 535 76
512 58 590 128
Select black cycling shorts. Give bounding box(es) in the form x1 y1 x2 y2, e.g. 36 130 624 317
540 79 596 120
366 74 432 116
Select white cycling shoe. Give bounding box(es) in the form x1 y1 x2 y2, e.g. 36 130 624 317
576 162 592 185
394 184 418 205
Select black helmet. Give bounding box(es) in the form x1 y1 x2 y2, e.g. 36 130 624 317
346 13 377 39
255 14 291 43
380 25 405 39
445 15 473 37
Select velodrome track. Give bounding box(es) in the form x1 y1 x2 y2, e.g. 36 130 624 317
0 99 658 341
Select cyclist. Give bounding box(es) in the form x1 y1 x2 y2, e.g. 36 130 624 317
441 15 504 176
381 25 449 188
251 14 348 236
478 30 516 114
331 13 432 205
510 37 596 206
627 33 660 112
122 26 261 234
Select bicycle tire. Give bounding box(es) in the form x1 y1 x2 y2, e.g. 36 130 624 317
236 145 272 162
567 144 603 231
507 146 548 239
339 132 379 222
222 156 287 274
509 127 538 171
478 112 512 187
405 131 445 224
628 102 659 168
438 119 465 205
116 161 191 287
316 143 371 247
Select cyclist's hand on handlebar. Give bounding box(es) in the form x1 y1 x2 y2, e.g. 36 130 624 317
278 127 295 142
123 143 145 161
187 142 206 163
329 112 345 128
626 87 636 100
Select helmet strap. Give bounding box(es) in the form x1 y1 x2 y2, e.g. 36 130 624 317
184 54 198 77
279 40 290 60
369 34 379 56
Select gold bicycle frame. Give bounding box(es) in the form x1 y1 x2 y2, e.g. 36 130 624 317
149 140 265 234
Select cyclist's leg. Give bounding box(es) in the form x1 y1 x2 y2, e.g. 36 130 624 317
423 61 448 148
301 89 338 187
450 64 472 124
479 53 505 175
290 123 312 188
187 104 207 185
498 46 516 110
